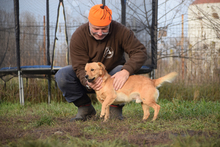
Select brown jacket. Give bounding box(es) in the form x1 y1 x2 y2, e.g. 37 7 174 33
70 20 148 86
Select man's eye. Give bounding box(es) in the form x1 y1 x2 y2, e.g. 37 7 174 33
91 69 94 71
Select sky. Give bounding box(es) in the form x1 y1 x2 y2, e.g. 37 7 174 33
0 0 194 41
0 0 192 26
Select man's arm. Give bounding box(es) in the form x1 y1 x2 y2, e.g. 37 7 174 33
120 28 148 75
70 28 89 87
111 24 148 90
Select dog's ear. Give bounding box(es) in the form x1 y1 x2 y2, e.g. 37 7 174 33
98 62 105 69
97 62 106 76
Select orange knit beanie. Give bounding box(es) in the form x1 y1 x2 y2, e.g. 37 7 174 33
88 4 112 26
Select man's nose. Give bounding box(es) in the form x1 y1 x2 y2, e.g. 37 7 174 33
97 30 103 35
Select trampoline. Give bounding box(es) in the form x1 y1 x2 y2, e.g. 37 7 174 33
0 65 61 105
0 65 61 75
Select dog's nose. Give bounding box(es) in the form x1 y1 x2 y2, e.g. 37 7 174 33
85 75 88 79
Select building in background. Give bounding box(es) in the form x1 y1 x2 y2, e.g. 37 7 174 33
187 0 220 79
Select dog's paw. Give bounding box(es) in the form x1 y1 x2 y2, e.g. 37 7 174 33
103 118 109 122
100 112 106 117
100 114 104 118
136 98 142 103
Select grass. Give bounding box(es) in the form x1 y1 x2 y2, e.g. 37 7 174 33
0 99 220 147
2 100 219 123
0 78 220 146
8 137 136 147
1 78 220 103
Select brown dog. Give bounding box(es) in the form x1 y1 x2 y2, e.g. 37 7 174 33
85 62 178 122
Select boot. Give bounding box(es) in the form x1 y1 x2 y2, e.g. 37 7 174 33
110 104 124 120
70 104 96 121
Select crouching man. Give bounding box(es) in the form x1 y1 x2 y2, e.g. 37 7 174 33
55 4 148 121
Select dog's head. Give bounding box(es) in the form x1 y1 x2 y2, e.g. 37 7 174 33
85 62 106 83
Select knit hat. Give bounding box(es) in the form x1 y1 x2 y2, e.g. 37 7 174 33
88 4 112 26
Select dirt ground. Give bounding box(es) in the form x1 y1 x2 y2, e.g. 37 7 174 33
0 115 219 146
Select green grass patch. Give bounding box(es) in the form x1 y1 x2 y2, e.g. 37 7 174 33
1 79 220 146
7 136 136 147
0 99 220 146
34 115 54 127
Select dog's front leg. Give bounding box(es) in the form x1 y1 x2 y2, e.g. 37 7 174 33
104 105 110 122
100 96 116 122
100 104 107 119
100 102 109 119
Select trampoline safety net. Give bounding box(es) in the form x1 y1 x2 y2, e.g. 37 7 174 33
0 0 157 72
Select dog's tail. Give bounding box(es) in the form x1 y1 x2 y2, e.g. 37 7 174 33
153 72 178 88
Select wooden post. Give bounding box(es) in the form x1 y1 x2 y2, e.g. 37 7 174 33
181 14 184 80
43 16 46 65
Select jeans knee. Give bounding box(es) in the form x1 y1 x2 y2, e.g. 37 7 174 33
55 70 66 89
55 65 77 91
109 65 123 76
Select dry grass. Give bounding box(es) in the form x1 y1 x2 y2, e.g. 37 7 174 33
1 78 219 104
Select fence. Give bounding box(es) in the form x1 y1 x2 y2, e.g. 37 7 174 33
0 0 159 104
156 1 220 84
0 0 156 70
1 0 219 85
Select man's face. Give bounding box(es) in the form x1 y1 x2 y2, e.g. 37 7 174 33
89 23 110 40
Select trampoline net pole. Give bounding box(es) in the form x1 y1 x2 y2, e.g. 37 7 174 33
13 0 20 70
46 0 51 104
14 0 24 104
18 71 24 105
150 0 158 79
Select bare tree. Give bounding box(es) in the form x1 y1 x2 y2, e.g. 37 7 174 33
55 0 219 83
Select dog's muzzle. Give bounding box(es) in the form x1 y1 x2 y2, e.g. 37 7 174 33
85 75 95 82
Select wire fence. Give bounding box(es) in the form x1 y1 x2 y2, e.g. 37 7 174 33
156 13 220 84
0 0 219 84
0 0 153 69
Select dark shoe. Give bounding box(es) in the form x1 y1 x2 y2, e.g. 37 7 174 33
70 104 96 121
110 105 123 120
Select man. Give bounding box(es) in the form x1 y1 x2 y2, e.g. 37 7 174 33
55 4 148 121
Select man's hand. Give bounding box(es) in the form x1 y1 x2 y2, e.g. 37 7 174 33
87 77 103 91
111 69 129 91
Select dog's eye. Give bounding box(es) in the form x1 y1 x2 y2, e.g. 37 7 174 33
91 69 94 71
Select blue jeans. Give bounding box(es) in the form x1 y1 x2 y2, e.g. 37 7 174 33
55 65 123 106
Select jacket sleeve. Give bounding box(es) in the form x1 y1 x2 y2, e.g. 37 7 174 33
120 27 148 75
70 29 89 87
